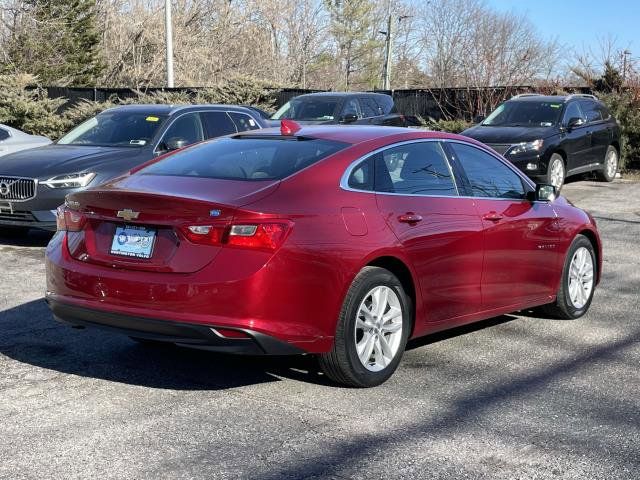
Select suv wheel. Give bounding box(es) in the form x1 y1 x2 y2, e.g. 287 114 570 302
318 266 411 387
546 153 565 191
597 145 618 182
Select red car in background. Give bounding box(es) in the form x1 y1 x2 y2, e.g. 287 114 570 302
45 121 602 387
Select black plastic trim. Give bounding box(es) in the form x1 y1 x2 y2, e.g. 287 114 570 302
47 299 304 355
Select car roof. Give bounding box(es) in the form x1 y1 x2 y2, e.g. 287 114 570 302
99 104 260 116
294 92 391 100
236 124 477 147
507 95 598 104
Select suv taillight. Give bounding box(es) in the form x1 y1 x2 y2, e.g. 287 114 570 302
181 221 292 252
56 205 86 232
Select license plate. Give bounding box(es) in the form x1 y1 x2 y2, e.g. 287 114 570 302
110 225 156 259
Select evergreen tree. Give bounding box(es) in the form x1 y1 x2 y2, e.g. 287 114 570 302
593 61 623 93
3 0 104 86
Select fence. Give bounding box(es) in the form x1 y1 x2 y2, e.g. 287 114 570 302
43 85 593 120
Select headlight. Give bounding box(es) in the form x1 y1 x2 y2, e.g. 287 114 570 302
508 139 544 155
41 172 96 189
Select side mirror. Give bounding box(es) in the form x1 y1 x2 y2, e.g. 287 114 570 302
340 113 358 124
163 138 188 151
528 183 556 202
566 117 584 131
473 114 486 124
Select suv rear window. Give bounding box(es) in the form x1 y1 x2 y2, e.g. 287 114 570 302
141 137 349 181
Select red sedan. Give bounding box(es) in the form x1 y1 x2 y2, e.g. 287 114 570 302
45 121 602 387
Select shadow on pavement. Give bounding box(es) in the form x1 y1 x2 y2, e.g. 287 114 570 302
0 228 53 247
2 298 521 391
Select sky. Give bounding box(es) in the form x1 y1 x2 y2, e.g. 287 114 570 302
486 0 640 69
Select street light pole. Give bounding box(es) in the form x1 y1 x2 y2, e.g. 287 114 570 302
165 0 174 88
381 14 393 90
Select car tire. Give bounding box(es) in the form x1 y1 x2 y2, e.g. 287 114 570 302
597 145 618 182
318 266 411 387
541 235 596 320
545 153 566 191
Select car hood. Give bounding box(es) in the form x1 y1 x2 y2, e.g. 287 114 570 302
461 125 555 144
0 144 147 179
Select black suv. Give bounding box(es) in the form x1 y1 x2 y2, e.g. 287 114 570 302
462 94 621 190
271 92 412 126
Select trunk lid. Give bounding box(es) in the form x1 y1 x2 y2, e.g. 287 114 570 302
65 175 279 273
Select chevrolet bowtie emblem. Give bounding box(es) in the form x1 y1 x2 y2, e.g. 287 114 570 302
116 209 140 221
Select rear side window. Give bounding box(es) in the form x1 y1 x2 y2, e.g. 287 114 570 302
201 111 237 138
449 143 526 199
0 128 9 141
229 112 260 132
142 137 349 181
375 142 457 196
579 100 603 123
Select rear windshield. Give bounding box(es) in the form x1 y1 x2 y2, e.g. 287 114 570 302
140 136 349 181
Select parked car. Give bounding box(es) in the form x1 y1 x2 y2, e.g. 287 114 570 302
0 104 268 232
271 92 416 126
0 124 50 157
462 94 621 190
46 121 602 387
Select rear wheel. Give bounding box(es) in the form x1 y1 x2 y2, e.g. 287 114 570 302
542 235 596 319
597 145 618 182
545 153 565 191
318 266 411 387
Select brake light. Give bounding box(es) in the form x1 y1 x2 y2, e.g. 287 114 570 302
280 119 301 136
56 205 86 232
227 223 290 251
182 222 292 251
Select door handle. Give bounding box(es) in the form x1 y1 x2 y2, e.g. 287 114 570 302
398 213 423 224
482 212 503 222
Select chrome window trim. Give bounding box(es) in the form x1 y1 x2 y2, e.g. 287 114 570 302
153 109 261 154
340 138 536 201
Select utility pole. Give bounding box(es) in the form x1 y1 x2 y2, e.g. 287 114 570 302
165 0 174 88
622 50 631 83
381 14 393 91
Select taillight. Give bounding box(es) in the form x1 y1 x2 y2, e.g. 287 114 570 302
56 205 86 232
182 221 292 251
227 223 290 251
181 225 225 245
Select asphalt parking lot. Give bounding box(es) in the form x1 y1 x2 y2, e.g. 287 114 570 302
0 178 638 480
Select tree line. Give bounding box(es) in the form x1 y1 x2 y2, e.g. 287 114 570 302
0 0 562 90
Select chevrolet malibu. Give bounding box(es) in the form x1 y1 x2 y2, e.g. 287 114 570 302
45 121 602 387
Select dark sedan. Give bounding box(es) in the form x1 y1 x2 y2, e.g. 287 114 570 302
0 104 268 232
462 94 621 190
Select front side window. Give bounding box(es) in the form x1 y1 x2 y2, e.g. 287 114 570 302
141 137 349 181
579 100 603 123
0 128 9 141
562 102 585 125
483 101 563 127
374 142 458 196
159 113 205 150
58 112 168 147
341 99 362 119
449 143 526 199
359 98 379 118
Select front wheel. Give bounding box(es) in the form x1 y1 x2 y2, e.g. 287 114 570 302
597 145 618 182
318 266 411 387
542 235 596 319
545 153 565 191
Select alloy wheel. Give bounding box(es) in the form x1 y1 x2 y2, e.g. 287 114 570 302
606 149 618 179
354 286 404 372
550 157 565 190
567 246 594 309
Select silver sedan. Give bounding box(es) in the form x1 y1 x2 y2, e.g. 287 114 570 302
0 124 51 157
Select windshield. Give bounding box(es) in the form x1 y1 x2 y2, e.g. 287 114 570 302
58 112 168 147
482 101 563 127
272 98 340 121
141 137 349 181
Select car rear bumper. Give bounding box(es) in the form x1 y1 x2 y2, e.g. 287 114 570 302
47 298 306 355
